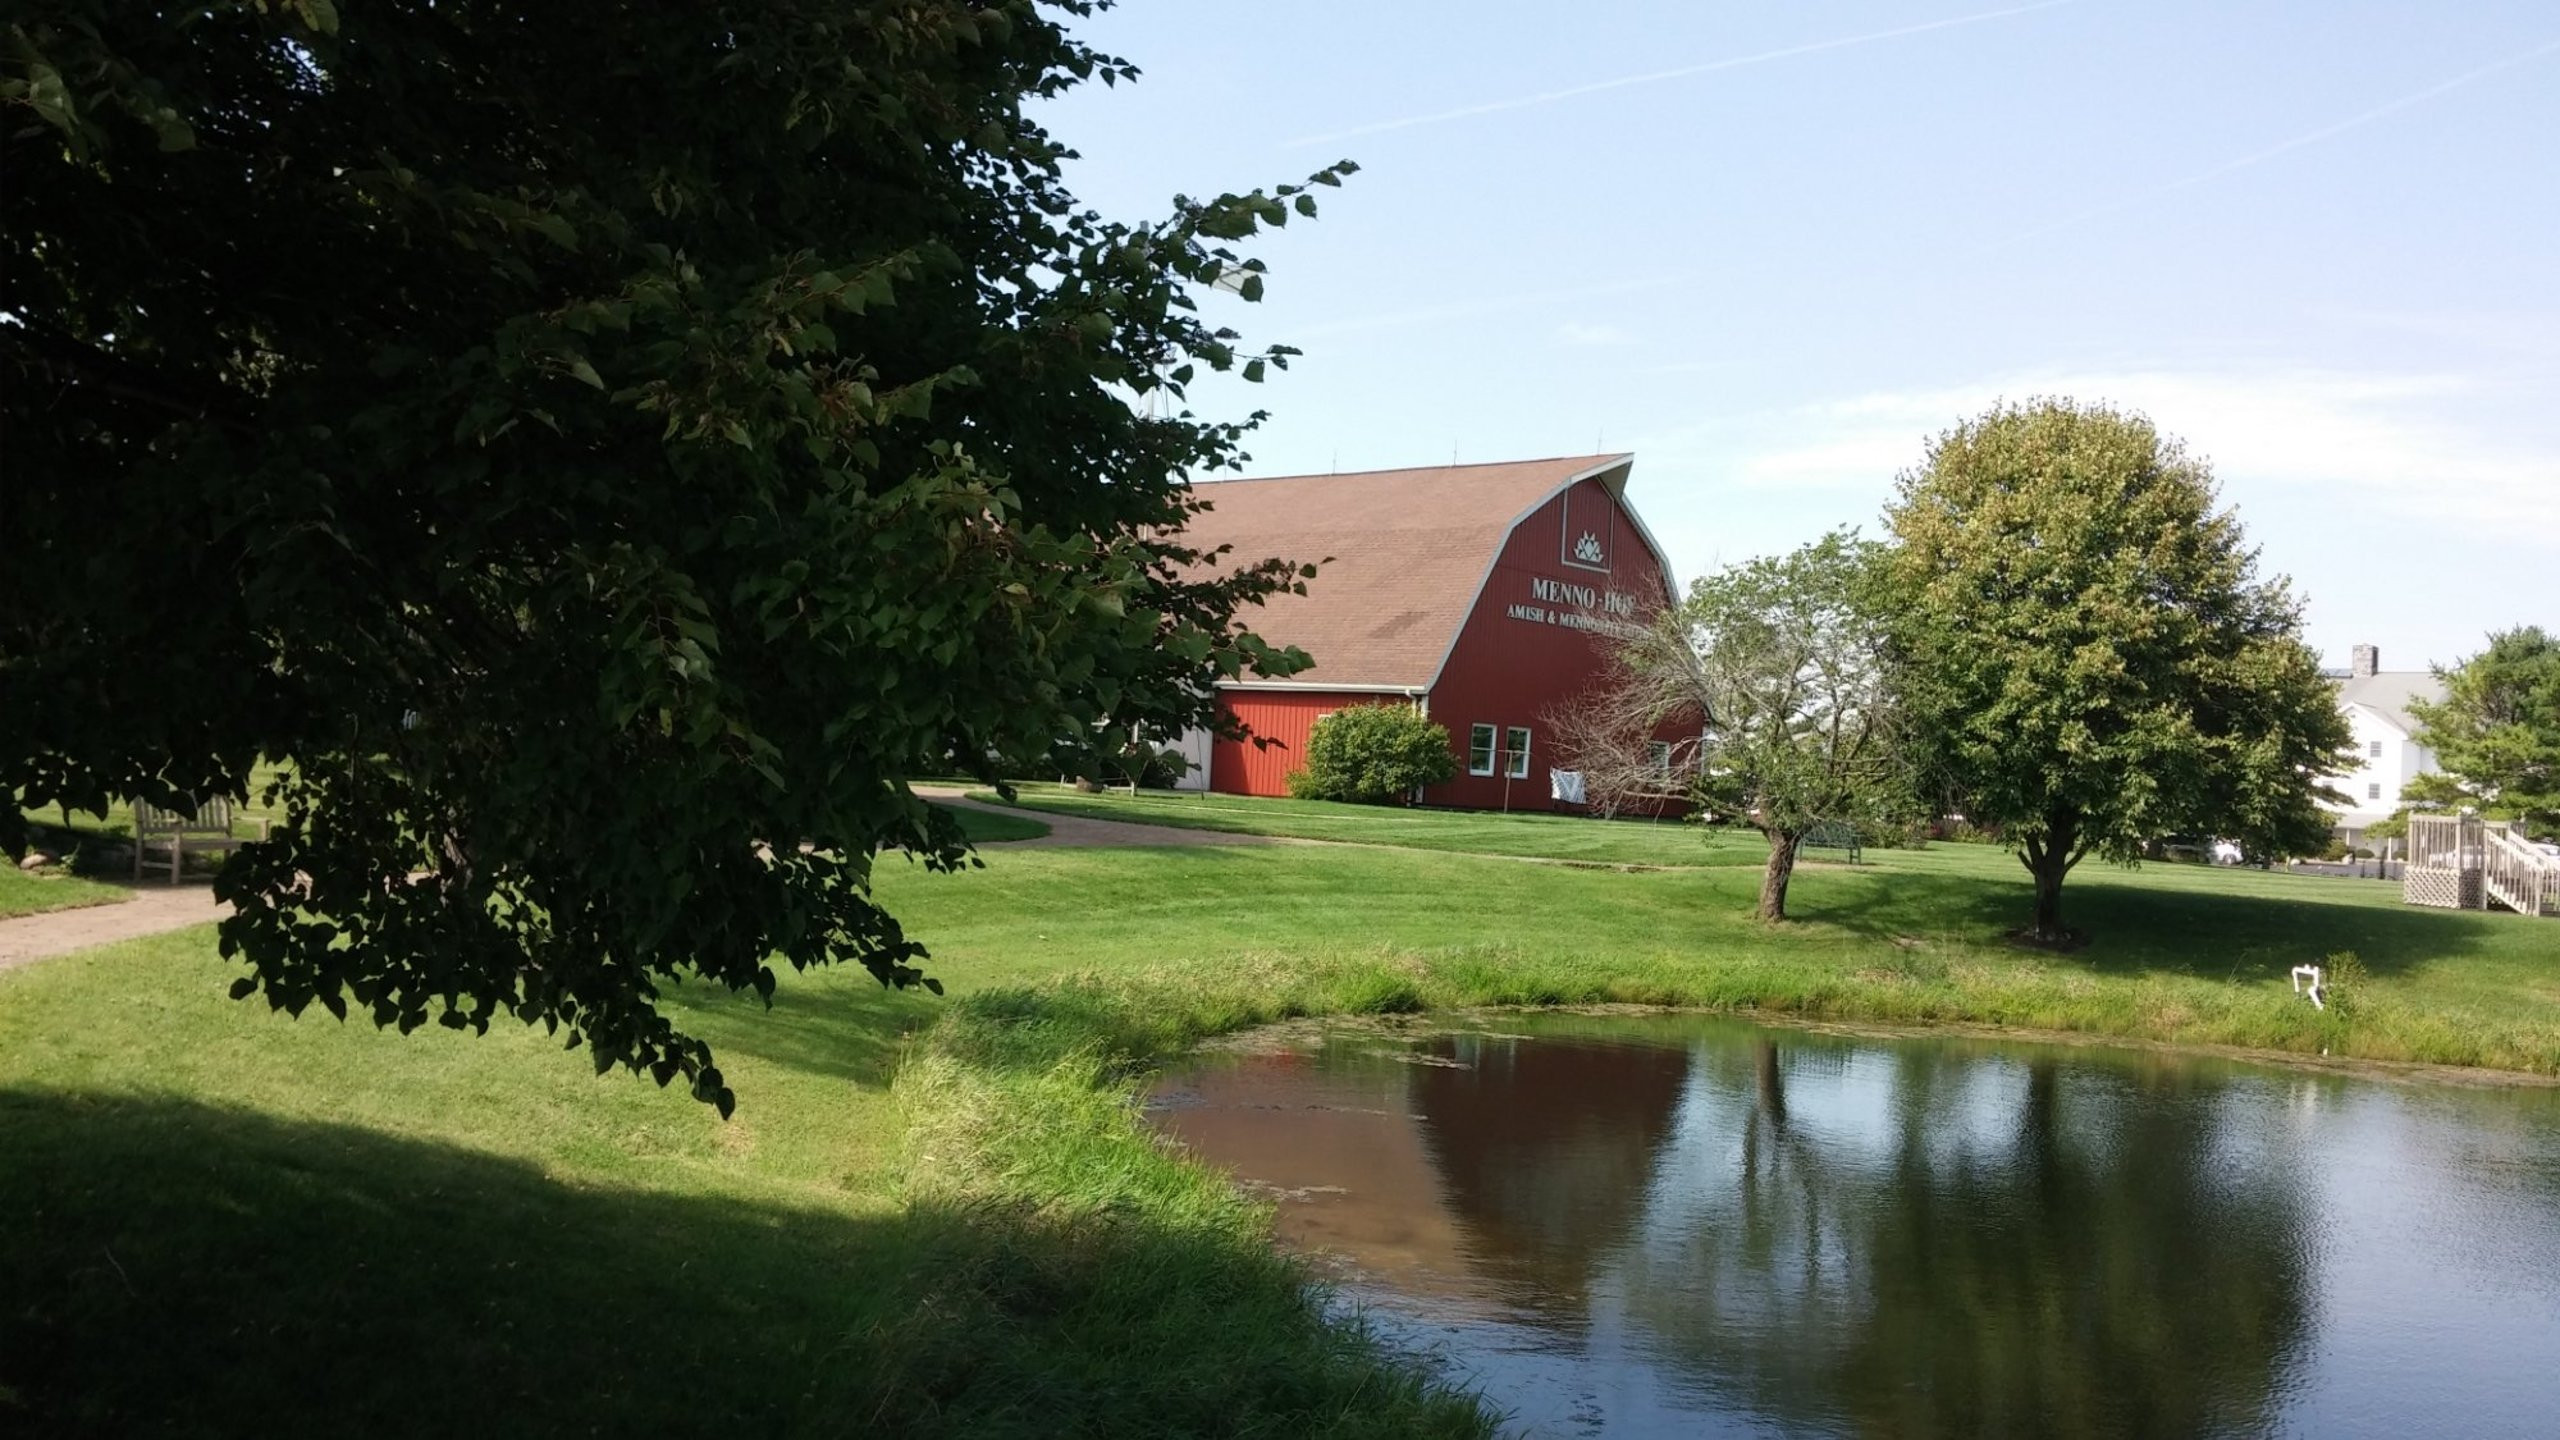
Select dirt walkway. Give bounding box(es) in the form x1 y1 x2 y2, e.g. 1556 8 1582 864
0 885 229 975
918 787 1286 849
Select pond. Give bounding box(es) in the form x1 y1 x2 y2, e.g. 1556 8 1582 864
1147 1013 2560 1438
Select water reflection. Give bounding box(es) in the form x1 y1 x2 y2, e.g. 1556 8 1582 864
1150 1016 2560 1438
1412 1032 1690 1327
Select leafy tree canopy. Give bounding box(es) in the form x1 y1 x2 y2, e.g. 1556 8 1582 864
2 0 1346 1113
2402 626 2560 838
1286 705 1456 805
1558 531 1909 920
1883 400 2350 942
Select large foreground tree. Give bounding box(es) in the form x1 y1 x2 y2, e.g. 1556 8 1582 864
2401 627 2560 839
1555 533 1910 921
2 1 1343 1112
1884 401 2350 944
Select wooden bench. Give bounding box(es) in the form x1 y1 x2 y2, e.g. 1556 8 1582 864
132 798 266 883
1801 819 1863 865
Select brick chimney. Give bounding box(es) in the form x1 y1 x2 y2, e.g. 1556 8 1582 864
2351 643 2379 678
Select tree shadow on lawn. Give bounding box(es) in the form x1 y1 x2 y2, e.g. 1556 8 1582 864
0 1090 1487 1439
1792 864 2520 981
674 977 943 1090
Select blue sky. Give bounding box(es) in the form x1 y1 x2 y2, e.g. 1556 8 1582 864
1037 0 2559 672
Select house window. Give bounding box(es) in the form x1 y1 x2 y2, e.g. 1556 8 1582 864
2369 740 2383 759
1504 726 1532 780
2367 782 2382 800
1646 740 1671 775
1468 723 1496 777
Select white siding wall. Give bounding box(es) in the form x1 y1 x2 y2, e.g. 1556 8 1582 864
2321 703 2437 834
1169 725 1213 791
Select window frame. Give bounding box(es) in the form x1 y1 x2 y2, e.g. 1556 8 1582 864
2367 782 2383 800
1468 723 1497 778
2368 739 2384 759
1645 740 1672 775
1504 725 1532 780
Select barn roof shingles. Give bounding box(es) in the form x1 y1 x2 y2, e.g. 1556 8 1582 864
1179 454 1632 690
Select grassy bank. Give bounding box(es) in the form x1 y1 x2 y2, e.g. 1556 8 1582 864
0 914 1490 1437
4 809 2556 1432
0 867 124 920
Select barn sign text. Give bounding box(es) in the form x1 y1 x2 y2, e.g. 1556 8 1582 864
1505 573 1640 632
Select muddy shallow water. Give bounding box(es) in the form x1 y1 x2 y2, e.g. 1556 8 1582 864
1148 1012 2560 1438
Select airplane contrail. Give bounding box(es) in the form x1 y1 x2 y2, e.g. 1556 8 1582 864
2005 34 2560 246
1282 0 2081 148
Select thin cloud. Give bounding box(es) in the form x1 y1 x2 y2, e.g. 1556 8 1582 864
1647 366 2560 543
1282 0 2082 148
1558 321 1635 348
1286 272 1681 341
2005 35 2560 246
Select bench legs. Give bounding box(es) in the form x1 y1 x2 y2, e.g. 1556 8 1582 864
133 834 188 884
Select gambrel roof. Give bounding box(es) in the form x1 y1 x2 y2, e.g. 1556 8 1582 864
1180 454 1658 690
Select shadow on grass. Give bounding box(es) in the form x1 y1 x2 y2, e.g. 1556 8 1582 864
676 980 943 1090
0 1090 1490 1439
1796 861 2526 980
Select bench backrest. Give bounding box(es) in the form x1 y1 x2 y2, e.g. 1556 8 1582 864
1801 820 1864 862
134 798 237 836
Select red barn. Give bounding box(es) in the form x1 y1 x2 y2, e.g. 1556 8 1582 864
1173 454 1679 812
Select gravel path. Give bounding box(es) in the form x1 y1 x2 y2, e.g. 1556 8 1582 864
0 885 229 974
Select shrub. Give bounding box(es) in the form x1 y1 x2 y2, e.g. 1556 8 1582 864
2322 949 2371 1016
1138 747 1191 789
1283 705 1456 804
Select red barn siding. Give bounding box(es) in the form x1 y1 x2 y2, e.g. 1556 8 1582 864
1421 476 1679 812
1211 690 1419 798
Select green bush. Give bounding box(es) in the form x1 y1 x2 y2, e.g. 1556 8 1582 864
1139 747 1192 789
2322 949 2371 1016
1283 705 1456 805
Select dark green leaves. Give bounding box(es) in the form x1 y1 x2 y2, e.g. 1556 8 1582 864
3 0 1339 1112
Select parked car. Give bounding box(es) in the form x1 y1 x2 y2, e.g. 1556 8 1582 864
2210 839 2244 866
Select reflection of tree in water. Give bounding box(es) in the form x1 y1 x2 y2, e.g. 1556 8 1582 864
1620 1041 2317 1438
1407 1034 1691 1325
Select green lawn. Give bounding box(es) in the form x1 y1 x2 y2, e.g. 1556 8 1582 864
981 781 1774 865
936 801 1050 845
4 800 2556 1434
17 759 295 843
0 866 125 920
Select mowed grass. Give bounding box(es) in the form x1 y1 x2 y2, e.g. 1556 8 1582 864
0 866 125 920
4 799 2557 1435
982 782 1773 865
17 759 295 843
936 800 1051 845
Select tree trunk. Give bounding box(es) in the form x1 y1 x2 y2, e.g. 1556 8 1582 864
1754 1039 1787 1130
2020 808 2079 943
1757 830 1802 922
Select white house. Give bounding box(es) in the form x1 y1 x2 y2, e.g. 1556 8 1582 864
2321 644 2446 850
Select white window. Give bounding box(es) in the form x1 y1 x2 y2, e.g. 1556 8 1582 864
1504 726 1532 780
1646 740 1672 775
2367 782 2382 800
1468 723 1496 777
2369 740 2383 759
